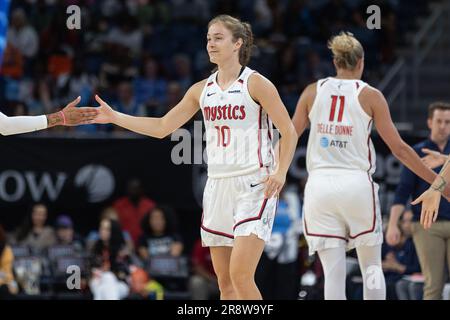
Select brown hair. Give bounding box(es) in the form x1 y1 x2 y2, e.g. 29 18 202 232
428 101 450 119
208 15 254 66
328 31 364 70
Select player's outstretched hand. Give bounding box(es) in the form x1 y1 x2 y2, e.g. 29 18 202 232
91 95 117 124
421 148 446 169
263 170 286 199
61 96 99 126
412 188 441 230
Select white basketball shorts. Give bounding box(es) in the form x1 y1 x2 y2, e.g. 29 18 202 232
201 167 278 247
303 170 383 256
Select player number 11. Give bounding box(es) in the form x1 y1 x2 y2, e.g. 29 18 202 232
329 95 345 123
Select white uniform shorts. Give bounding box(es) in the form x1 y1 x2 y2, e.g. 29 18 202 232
201 167 278 247
303 170 383 256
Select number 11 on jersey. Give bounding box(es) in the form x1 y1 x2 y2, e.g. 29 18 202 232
329 95 345 123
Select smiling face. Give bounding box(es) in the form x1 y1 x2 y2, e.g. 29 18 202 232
206 22 242 66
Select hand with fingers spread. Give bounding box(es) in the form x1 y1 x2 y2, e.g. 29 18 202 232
46 96 99 127
263 170 286 199
92 95 118 124
421 148 446 169
412 188 441 229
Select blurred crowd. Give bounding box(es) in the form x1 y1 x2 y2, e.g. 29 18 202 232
0 0 410 135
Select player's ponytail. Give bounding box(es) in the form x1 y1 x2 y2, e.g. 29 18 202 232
328 31 364 70
208 15 255 66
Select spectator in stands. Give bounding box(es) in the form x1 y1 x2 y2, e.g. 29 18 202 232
382 210 421 300
0 225 18 299
7 8 39 60
113 178 156 247
137 206 183 263
113 81 145 118
171 54 193 93
133 57 167 116
166 81 183 111
188 238 219 300
54 215 85 253
386 102 450 299
86 207 134 254
89 218 130 300
14 203 56 255
105 14 143 56
128 266 164 300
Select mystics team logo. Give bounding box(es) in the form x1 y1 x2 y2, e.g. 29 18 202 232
74 165 115 203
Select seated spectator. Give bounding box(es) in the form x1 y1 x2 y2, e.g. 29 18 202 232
89 218 130 300
0 43 24 79
137 206 183 263
166 81 183 111
171 54 193 93
0 225 18 299
188 238 219 300
86 207 134 254
382 210 421 300
54 215 85 253
14 203 56 255
7 8 39 60
133 57 167 116
128 266 164 300
113 178 156 247
113 81 146 118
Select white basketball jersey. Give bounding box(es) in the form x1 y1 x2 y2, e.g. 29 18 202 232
200 67 274 178
306 77 376 174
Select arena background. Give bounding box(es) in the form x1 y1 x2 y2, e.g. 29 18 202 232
0 0 449 300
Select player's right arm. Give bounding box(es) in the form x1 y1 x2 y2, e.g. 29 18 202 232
93 80 206 138
0 97 98 135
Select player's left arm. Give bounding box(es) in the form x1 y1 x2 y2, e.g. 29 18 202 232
248 73 298 198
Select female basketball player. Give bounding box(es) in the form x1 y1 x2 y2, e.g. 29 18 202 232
0 97 98 135
291 32 445 300
91 15 298 300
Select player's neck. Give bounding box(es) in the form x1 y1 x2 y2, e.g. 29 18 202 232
335 70 360 80
217 60 243 86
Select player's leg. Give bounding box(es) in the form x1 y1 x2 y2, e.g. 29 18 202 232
317 246 347 300
210 246 236 300
356 244 386 300
229 233 266 299
201 176 236 299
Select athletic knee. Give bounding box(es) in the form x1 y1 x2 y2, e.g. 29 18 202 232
229 268 253 289
216 274 234 294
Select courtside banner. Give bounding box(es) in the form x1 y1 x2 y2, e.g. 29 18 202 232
0 132 424 235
